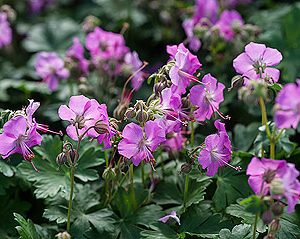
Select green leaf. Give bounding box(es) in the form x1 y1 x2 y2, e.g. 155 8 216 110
277 212 300 239
212 158 252 211
17 135 104 199
14 213 42 239
140 222 178 239
233 122 260 151
218 224 255 239
22 18 80 53
226 203 266 233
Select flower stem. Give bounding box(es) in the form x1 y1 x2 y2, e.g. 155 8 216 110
141 161 145 187
190 122 195 147
183 175 189 208
258 96 271 157
129 164 137 208
270 139 275 159
66 166 75 232
252 213 258 239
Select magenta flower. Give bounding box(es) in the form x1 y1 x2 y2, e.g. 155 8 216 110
233 42 283 84
190 74 225 122
35 52 70 91
198 120 235 176
274 80 300 129
193 0 218 24
182 19 201 52
0 116 42 170
66 37 89 75
0 13 12 48
124 51 146 90
215 10 244 41
58 95 101 140
28 0 54 13
118 120 166 166
163 131 186 152
167 43 201 94
247 157 300 213
159 211 180 225
246 157 287 196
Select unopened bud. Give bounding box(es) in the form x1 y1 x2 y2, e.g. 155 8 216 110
269 219 280 233
228 75 244 91
154 82 167 95
68 149 78 165
113 104 128 120
136 109 148 123
82 15 100 32
1 5 16 21
270 178 284 195
55 231 71 239
134 100 147 111
56 152 67 165
181 163 192 174
102 167 116 181
271 202 284 217
125 107 136 119
94 120 110 134
261 209 274 225
109 118 119 130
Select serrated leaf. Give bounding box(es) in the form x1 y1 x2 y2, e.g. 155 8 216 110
234 122 260 151
276 212 300 239
14 213 42 239
140 222 178 239
218 224 255 239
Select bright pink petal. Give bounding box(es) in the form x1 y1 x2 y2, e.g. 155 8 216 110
245 42 266 62
262 47 282 66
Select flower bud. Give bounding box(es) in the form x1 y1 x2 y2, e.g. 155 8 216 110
113 104 128 120
261 209 274 225
125 107 136 119
134 100 147 111
136 109 148 123
102 167 116 181
82 15 100 32
1 5 16 21
271 202 284 217
154 82 167 95
66 148 78 165
94 120 110 134
270 178 284 195
269 219 280 233
181 163 192 174
228 75 244 91
56 152 67 165
55 231 71 239
109 118 119 131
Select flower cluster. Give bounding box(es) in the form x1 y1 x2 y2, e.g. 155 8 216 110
182 0 253 51
0 12 12 48
247 157 300 213
34 26 146 92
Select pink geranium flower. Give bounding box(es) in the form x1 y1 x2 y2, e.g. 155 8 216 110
233 42 282 84
0 13 12 48
118 120 166 166
190 74 226 122
0 116 42 170
274 80 300 129
35 52 70 91
159 211 180 225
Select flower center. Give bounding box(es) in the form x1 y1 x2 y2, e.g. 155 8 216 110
253 60 267 76
263 169 277 183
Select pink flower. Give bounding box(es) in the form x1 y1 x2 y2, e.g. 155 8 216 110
124 51 146 90
159 211 180 225
190 74 225 122
247 157 300 213
274 80 300 129
182 19 201 52
167 43 201 94
0 13 12 48
163 131 186 152
198 120 234 176
233 42 283 84
66 37 89 75
35 52 70 91
0 116 42 169
118 120 166 166
215 10 244 41
193 0 218 24
58 95 101 140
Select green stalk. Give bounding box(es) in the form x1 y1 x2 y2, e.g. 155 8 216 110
67 166 75 232
129 164 137 208
183 175 189 208
141 161 145 187
190 122 195 147
270 139 275 159
252 213 258 239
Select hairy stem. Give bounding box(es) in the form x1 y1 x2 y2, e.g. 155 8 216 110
190 122 195 147
67 166 75 232
129 164 137 208
270 139 275 159
183 175 189 208
252 213 258 239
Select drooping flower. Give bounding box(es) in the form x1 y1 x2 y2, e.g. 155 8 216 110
190 74 226 122
159 211 180 225
247 157 300 213
118 120 166 167
198 120 235 176
215 10 244 41
66 37 89 75
124 51 146 90
233 42 283 84
0 12 12 48
246 157 287 196
167 43 201 94
274 80 300 129
0 116 42 170
35 52 70 91
58 95 101 140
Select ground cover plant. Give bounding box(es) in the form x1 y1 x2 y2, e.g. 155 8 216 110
0 0 299 238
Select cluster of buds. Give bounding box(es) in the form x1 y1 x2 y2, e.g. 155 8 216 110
125 100 154 124
55 232 71 239
0 5 16 21
56 142 78 167
82 15 101 33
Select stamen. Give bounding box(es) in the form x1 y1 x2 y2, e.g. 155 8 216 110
30 161 39 172
213 151 241 172
178 70 207 85
37 124 63 136
208 101 231 120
